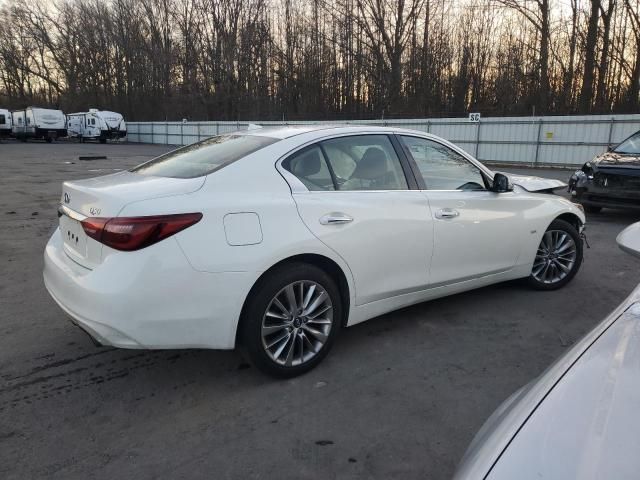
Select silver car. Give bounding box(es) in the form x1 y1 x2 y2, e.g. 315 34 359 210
454 221 640 480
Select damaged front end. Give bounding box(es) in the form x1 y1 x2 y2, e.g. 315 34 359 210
569 153 640 211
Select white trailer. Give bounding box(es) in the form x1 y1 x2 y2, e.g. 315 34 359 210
0 108 11 137
11 107 67 142
66 109 126 143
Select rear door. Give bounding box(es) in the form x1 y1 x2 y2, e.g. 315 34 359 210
398 135 525 286
284 134 434 306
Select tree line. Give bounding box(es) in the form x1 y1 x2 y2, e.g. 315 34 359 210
0 0 638 121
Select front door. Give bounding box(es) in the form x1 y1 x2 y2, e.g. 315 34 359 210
398 135 525 286
284 134 434 306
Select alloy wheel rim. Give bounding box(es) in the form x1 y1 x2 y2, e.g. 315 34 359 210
261 280 333 367
532 230 577 284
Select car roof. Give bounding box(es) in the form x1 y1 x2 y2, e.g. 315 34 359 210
245 124 423 139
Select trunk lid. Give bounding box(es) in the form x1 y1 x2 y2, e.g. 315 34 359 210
60 171 205 218
59 171 205 268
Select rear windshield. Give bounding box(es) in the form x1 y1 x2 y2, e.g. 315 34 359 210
131 134 279 178
614 131 640 155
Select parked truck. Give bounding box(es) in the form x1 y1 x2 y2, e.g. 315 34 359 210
0 108 11 138
67 109 126 143
12 107 67 142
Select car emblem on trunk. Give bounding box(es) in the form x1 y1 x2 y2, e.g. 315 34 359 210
64 193 70 203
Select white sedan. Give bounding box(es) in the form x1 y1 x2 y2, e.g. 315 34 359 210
44 126 586 377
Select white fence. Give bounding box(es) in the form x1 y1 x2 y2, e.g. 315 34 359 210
126 114 640 167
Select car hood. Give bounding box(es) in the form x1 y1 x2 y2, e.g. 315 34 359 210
503 173 567 192
592 151 640 169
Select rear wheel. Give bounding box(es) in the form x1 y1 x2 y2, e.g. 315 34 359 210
528 219 583 290
99 138 107 144
241 263 342 378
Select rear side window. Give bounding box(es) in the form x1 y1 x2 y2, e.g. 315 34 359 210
322 135 408 191
132 134 279 178
282 146 335 191
283 135 409 191
0 114 5 124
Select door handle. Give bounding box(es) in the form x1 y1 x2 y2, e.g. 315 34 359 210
319 213 353 225
435 208 459 220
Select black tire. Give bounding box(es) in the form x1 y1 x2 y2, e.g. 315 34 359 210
584 205 602 214
99 138 107 144
45 137 52 143
240 263 342 378
527 219 583 290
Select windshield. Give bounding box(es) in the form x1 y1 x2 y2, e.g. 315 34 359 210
131 134 279 178
613 131 640 155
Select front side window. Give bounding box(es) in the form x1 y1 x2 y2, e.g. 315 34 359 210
400 136 486 191
0 114 5 124
614 131 640 155
322 135 408 191
132 134 279 178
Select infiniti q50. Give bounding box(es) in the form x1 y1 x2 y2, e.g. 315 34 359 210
44 126 586 377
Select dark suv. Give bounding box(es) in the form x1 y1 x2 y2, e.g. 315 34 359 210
569 130 640 213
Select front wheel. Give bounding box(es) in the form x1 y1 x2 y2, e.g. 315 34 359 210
528 219 583 290
240 263 342 378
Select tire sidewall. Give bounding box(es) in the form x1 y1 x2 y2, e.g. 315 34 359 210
241 263 342 378
528 219 583 290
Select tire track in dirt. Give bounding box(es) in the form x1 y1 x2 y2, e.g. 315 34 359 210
0 349 193 412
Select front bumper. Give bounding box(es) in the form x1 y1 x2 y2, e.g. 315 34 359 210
43 228 253 349
569 172 640 210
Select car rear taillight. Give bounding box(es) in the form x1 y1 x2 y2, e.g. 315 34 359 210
81 213 202 251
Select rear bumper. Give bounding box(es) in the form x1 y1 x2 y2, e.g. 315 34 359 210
43 228 254 349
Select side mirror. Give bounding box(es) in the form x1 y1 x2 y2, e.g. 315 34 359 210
490 173 512 193
617 222 640 259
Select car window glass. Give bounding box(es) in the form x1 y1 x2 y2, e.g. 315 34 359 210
0 115 5 124
322 143 356 180
283 146 335 191
614 132 640 154
132 134 279 178
400 136 486 191
321 135 408 191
